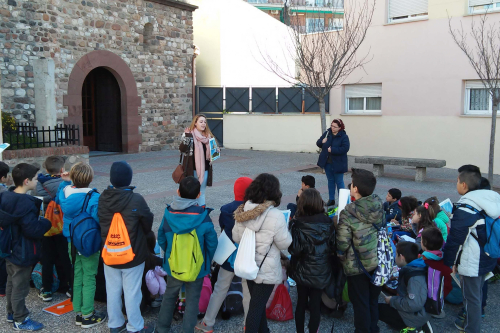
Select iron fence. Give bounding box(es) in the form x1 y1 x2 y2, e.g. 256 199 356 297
3 124 80 150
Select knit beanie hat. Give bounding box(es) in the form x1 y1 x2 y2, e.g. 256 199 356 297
234 177 253 201
110 161 133 188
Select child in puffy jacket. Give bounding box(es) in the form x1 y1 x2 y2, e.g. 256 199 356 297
289 188 335 333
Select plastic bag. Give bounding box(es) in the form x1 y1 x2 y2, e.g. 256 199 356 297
265 284 294 321
234 228 259 280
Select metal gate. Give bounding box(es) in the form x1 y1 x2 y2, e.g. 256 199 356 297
196 87 224 145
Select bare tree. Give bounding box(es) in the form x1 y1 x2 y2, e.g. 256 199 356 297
259 0 375 133
449 11 500 182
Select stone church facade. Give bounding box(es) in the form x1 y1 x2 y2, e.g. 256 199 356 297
0 0 197 153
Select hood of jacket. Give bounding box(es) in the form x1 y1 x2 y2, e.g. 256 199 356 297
406 257 427 269
58 185 95 219
37 174 61 185
98 186 135 212
344 194 385 227
0 189 39 227
458 189 500 218
164 197 212 234
291 214 333 246
233 201 275 232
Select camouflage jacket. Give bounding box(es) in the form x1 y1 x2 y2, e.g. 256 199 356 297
336 194 385 276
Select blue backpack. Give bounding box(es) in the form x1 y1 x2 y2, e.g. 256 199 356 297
456 203 500 258
69 189 101 257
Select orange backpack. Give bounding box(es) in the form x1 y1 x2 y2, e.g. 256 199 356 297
102 213 135 265
44 201 64 237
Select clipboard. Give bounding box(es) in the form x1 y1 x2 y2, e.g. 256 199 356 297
43 299 73 316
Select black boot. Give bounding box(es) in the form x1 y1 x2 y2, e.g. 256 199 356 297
326 200 335 207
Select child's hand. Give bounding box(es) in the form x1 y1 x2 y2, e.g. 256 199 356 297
61 172 71 182
385 296 392 304
391 219 399 225
322 137 328 144
452 265 458 274
297 188 303 197
328 147 331 153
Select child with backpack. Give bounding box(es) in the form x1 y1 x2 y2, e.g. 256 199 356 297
156 176 218 333
336 169 385 333
56 162 107 328
0 163 51 331
33 156 72 301
378 242 433 333
423 197 449 242
420 227 452 318
98 161 155 333
443 165 500 332
195 177 253 333
289 188 335 333
0 161 11 297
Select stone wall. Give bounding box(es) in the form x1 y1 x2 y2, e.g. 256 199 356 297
2 145 89 171
0 0 196 151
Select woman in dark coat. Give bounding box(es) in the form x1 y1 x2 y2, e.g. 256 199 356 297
289 189 335 333
316 119 350 206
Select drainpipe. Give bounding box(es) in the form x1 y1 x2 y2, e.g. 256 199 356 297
192 46 200 118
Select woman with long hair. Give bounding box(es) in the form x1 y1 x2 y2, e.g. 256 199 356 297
316 119 350 207
179 114 216 206
232 173 292 333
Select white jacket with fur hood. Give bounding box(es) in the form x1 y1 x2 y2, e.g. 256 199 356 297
232 201 292 285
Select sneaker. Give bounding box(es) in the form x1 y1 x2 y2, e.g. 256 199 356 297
75 314 82 326
431 309 446 319
195 321 214 333
81 311 107 328
38 288 52 302
454 318 465 331
326 200 335 207
421 321 434 333
13 317 44 331
110 321 127 333
131 325 155 333
7 313 14 323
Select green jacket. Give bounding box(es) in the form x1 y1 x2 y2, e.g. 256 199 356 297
336 194 385 276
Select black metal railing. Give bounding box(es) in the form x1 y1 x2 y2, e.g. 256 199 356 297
2 124 80 150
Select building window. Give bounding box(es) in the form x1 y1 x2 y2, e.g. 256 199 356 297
465 81 498 114
345 84 382 113
469 0 500 13
328 18 344 30
306 18 325 33
388 0 428 23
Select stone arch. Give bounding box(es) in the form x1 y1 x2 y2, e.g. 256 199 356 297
63 50 141 153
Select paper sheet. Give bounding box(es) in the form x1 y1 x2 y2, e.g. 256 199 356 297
43 299 73 316
336 189 351 218
400 235 416 243
281 210 291 225
209 138 220 162
213 230 236 265
439 198 453 214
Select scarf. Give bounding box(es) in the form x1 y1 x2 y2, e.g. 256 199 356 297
422 250 443 261
192 128 210 184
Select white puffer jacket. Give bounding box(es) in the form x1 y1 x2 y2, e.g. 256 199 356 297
232 201 292 285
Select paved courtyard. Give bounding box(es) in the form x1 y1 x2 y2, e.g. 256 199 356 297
0 149 499 332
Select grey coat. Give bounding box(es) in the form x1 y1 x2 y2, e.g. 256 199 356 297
33 175 64 210
390 262 430 328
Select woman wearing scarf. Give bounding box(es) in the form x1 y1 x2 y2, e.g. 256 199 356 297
179 114 216 206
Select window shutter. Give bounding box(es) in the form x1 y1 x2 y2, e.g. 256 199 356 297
468 0 494 6
345 84 382 98
389 0 428 18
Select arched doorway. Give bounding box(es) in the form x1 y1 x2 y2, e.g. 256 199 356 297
63 50 142 153
82 67 122 152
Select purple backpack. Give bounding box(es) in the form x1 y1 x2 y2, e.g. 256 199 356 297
404 266 445 316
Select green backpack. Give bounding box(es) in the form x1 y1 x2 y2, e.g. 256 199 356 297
169 229 204 282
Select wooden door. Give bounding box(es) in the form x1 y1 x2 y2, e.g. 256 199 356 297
82 68 122 152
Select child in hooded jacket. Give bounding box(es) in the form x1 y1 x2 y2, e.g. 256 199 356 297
289 188 335 333
156 177 218 333
195 177 253 333
56 162 106 328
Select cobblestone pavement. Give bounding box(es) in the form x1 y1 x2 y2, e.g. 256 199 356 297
0 149 499 332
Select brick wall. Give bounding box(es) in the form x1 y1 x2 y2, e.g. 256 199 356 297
0 0 195 151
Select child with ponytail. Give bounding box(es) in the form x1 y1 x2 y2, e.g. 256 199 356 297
410 203 436 252
423 197 449 241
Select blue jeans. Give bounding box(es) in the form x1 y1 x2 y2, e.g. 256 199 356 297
156 275 204 333
194 170 208 206
324 163 345 201
104 262 145 332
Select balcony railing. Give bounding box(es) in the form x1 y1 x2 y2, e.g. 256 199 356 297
246 0 344 7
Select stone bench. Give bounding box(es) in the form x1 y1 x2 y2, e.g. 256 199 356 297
354 156 446 182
